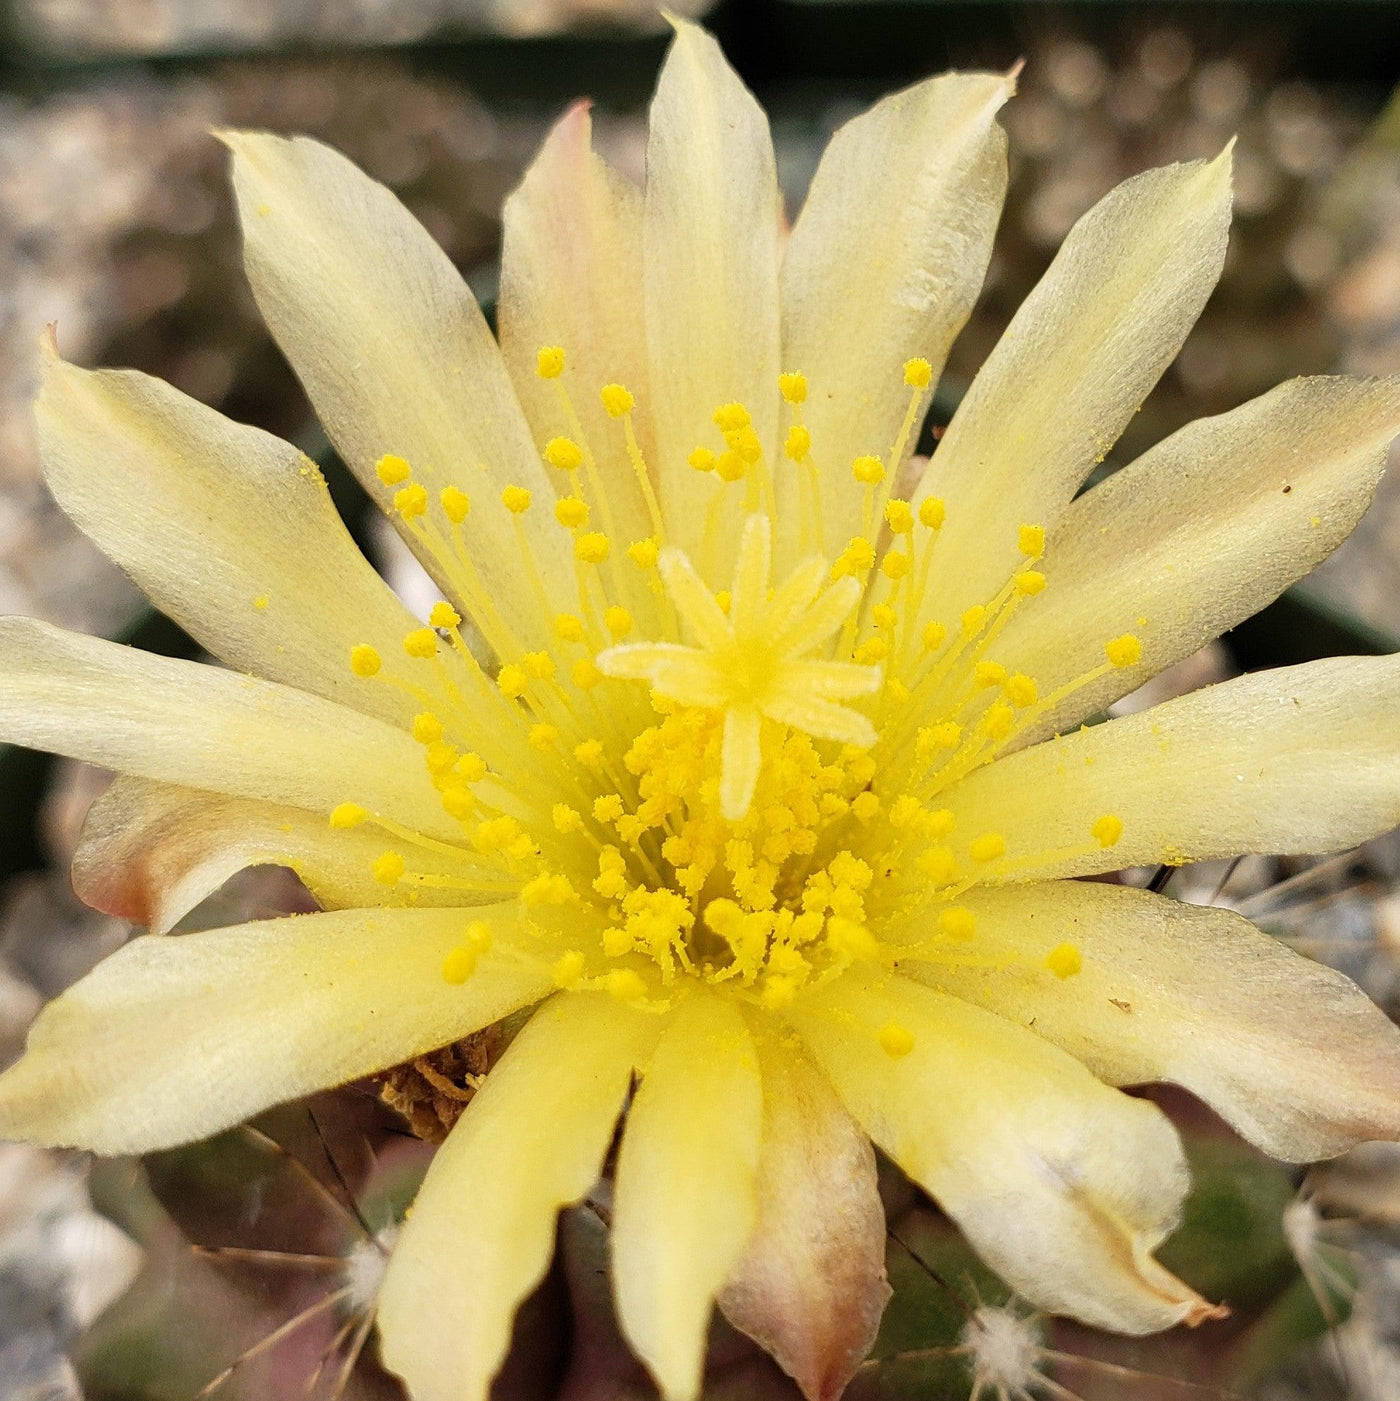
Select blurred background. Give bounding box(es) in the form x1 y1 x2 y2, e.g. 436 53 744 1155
3 1 1400 1398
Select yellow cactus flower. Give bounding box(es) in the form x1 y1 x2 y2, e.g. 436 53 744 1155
5 20 1400 1401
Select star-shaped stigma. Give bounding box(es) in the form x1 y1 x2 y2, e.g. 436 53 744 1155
597 513 881 821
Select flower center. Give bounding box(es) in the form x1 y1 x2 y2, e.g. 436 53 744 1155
329 350 1141 1033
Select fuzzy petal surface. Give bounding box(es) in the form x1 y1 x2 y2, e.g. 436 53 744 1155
0 618 458 839
613 991 763 1401
378 992 658 1401
996 375 1400 744
643 19 781 571
225 130 570 649
944 654 1400 881
71 777 505 934
898 880 1400 1162
916 151 1232 630
33 340 425 728
718 1028 888 1401
778 70 1011 564
788 968 1215 1334
0 906 551 1154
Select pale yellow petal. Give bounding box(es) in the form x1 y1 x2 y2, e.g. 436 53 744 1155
943 654 1400 882
377 992 659 1401
899 880 1400 1162
718 1028 888 1401
34 339 424 728
499 101 653 542
0 906 550 1154
996 376 1400 745
643 20 781 572
72 777 504 934
0 618 459 840
915 151 1233 632
224 130 570 648
787 969 1215 1333
720 704 764 822
777 71 1012 565
614 991 763 1401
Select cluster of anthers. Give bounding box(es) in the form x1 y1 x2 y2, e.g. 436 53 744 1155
327 348 1141 1047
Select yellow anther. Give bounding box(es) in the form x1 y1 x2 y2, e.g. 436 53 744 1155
544 436 584 472
827 916 879 962
716 450 747 483
854 637 890 666
601 383 636 417
852 454 885 485
922 808 956 838
441 947 477 985
961 605 987 638
885 499 914 534
593 794 625 823
1105 633 1143 668
916 721 960 756
1015 570 1047 596
536 345 566 379
501 485 532 514
329 802 367 829
1046 942 1083 979
879 1023 916 1058
606 969 648 1003
919 497 945 529
831 537 875 579
425 741 458 775
628 537 660 569
784 424 812 462
981 703 1013 741
969 832 1006 863
252 594 270 611
715 590 732 615
523 650 556 680
575 532 610 564
522 872 575 907
1092 814 1124 848
852 791 880 824
350 644 382 678
552 803 583 834
921 621 947 652
872 603 897 632
394 483 428 519
372 850 405 885
975 661 1007 688
939 907 977 940
403 627 438 660
903 357 933 389
880 551 910 580
497 664 528 698
455 752 487 783
573 657 602 689
574 738 605 768
552 950 585 989
919 847 958 885
760 975 797 1010
440 486 471 523
441 785 475 820
713 402 751 433
554 613 584 643
689 447 717 474
375 453 411 486
429 601 461 630
778 371 808 404
1018 523 1046 557
730 425 763 465
1006 673 1038 707
529 723 558 751
555 496 589 529
605 606 634 639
